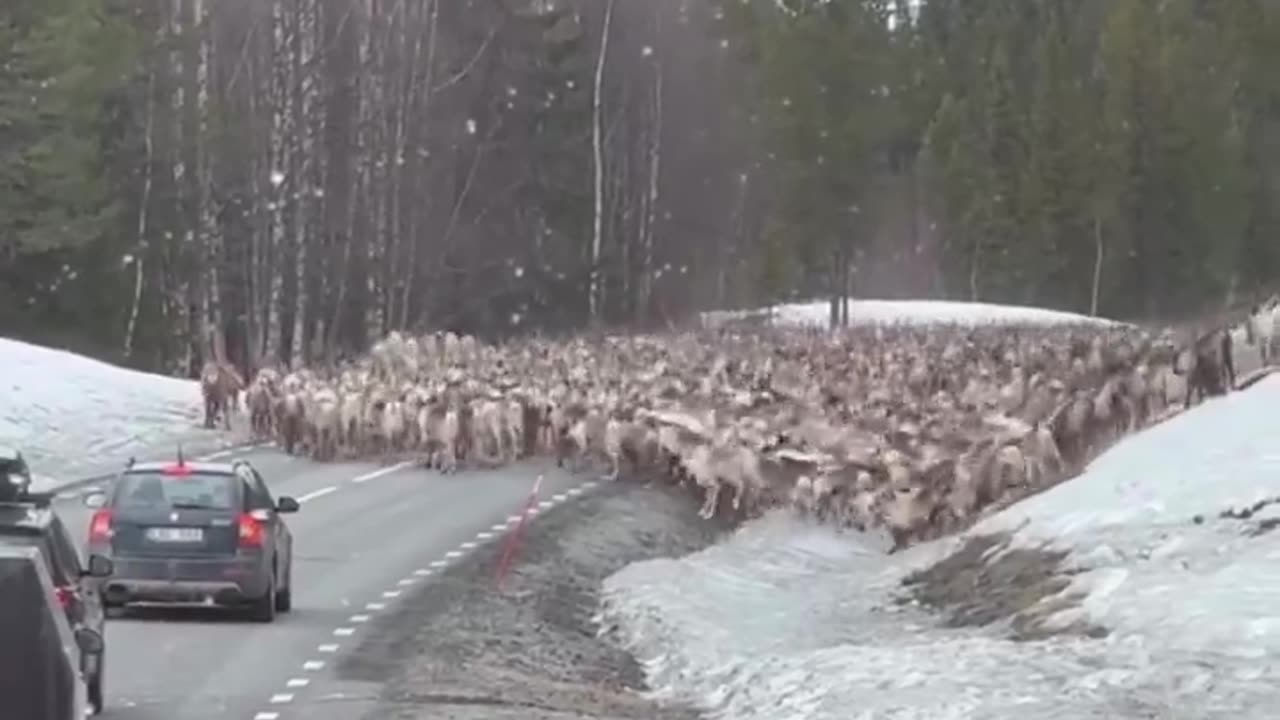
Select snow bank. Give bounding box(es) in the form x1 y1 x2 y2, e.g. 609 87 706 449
702 299 1117 328
0 338 217 485
601 378 1280 720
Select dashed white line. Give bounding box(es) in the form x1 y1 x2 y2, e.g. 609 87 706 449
349 614 371 623
538 500 554 509
460 541 477 550
382 590 402 598
286 678 310 688
490 523 508 532
365 602 386 611
352 461 414 484
397 578 417 586
567 487 583 496
297 485 338 504
414 568 433 576
552 493 568 502
581 481 598 489
476 532 493 540
318 643 340 653
507 515 522 523
303 660 326 671
253 713 280 720
445 550 463 559
429 560 447 568
269 693 294 704
333 627 356 637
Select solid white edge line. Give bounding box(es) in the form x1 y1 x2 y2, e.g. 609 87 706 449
297 485 338 504
352 460 414 484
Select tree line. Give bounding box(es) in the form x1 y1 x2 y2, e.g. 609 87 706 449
4 0 1278 376
718 0 1280 326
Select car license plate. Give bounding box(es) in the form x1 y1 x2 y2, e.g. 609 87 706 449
146 527 203 543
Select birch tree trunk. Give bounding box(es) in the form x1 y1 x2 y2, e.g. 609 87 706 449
588 0 616 325
124 68 158 359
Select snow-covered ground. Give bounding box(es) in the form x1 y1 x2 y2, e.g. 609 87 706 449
702 298 1118 328
603 303 1279 720
0 338 230 487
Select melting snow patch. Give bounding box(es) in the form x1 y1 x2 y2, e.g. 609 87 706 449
702 299 1117 329
0 338 210 484
601 377 1280 719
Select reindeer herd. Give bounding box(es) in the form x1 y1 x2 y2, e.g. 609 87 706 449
196 299 1279 552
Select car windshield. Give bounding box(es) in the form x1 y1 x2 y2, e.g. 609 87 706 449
115 472 237 511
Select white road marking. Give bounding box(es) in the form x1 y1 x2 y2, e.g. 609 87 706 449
382 590 402 598
445 550 463 559
460 541 477 550
286 678 310 688
414 568 433 576
581 481 597 489
476 532 493 540
490 523 507 532
303 660 326 671
538 500 554 509
269 693 294 704
349 614 371 623
552 493 568 502
567 487 583 496
253 713 280 720
297 486 338 503
333 627 356 637
365 602 386 611
397 578 417 587
507 515 522 523
429 560 447 568
352 461 414 484
318 644 340 653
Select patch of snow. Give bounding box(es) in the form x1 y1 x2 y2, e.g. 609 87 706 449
601 378 1280 719
702 299 1117 329
0 338 218 487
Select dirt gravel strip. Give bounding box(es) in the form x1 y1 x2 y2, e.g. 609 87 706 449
337 480 731 720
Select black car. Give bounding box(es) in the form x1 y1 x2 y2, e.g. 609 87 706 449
84 457 299 621
0 448 112 715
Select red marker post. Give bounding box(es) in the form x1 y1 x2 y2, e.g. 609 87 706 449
494 474 543 591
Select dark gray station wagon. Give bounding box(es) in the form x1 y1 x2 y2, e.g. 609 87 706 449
84 458 299 622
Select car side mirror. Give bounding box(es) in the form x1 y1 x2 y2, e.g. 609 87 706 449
74 628 104 655
82 491 106 509
275 497 300 514
85 554 113 579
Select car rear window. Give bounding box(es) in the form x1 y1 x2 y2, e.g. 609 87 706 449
115 472 239 511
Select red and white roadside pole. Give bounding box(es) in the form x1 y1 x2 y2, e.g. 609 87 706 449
494 474 543 591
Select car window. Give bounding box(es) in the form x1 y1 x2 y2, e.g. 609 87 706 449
242 472 273 511
250 469 274 508
115 472 239 511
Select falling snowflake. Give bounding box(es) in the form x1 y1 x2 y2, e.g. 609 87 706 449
506 86 518 97
270 170 285 186
465 118 477 134
566 79 577 90
121 254 134 266
642 46 653 57
513 266 525 278
720 38 729 49
510 312 523 326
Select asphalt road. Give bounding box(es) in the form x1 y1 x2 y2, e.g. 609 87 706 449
53 447 597 720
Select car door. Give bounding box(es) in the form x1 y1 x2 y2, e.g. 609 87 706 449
242 468 289 586
49 517 104 635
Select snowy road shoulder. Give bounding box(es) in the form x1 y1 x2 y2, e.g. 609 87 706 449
600 375 1280 720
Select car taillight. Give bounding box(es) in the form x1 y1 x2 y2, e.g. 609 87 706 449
88 510 113 543
238 513 265 548
54 585 76 609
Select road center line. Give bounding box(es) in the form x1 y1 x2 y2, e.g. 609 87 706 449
303 660 326 671
253 713 280 720
269 693 294 704
297 485 338 503
286 678 310 688
352 460 414 484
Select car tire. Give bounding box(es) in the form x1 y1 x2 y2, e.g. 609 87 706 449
87 651 104 715
250 578 276 623
275 563 292 613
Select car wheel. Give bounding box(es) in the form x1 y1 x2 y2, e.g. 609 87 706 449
250 578 276 623
275 564 292 613
87 651 104 715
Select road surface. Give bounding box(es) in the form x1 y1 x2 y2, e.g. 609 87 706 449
54 447 596 720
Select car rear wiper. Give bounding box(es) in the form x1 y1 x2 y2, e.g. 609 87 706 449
168 502 224 511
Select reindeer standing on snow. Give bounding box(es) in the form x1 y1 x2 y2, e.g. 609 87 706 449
201 360 244 430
